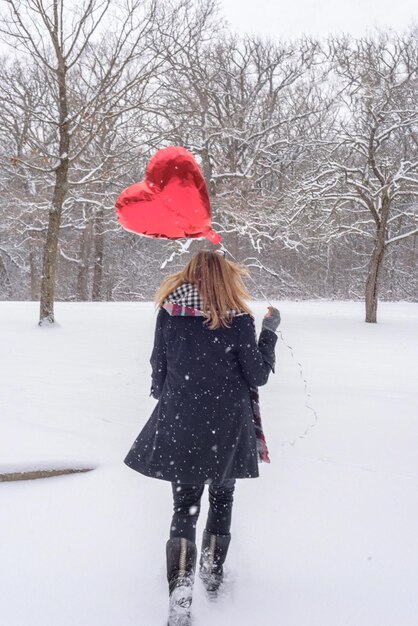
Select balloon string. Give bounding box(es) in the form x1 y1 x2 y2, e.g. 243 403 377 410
219 243 273 305
220 242 320 448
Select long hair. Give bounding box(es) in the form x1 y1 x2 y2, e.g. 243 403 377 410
155 250 252 329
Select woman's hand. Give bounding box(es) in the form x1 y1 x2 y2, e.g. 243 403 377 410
262 306 281 333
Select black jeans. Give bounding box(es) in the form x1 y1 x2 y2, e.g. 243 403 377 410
170 480 236 543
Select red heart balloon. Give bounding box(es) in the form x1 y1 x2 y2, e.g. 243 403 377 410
115 146 221 243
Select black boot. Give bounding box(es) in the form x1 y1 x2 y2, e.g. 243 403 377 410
166 537 197 626
199 530 231 598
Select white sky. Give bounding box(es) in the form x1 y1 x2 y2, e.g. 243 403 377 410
220 0 417 39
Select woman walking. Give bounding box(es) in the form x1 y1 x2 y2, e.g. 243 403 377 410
124 250 280 626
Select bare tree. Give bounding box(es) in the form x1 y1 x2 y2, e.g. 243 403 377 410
298 31 418 322
1 15 417 309
0 0 166 323
0 58 48 298
154 27 322 266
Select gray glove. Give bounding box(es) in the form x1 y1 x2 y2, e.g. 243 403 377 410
262 306 281 333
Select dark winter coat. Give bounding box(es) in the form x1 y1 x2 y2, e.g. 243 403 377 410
124 301 277 484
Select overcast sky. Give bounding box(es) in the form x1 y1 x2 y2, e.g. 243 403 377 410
220 0 417 39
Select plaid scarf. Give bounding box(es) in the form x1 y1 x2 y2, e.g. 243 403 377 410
163 283 270 463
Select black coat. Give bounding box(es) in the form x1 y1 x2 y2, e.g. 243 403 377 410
124 308 277 484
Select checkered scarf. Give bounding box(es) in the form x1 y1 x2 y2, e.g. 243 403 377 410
163 282 244 318
163 283 270 463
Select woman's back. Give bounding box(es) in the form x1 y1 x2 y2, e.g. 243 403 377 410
157 308 275 394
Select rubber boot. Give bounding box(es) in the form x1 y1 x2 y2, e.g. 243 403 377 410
166 537 197 626
199 530 231 598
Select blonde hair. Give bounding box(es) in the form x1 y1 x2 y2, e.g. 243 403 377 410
155 250 252 329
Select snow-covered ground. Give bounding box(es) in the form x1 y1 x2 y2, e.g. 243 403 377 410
1 300 417 626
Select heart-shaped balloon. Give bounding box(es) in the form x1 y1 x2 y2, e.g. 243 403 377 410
115 146 221 243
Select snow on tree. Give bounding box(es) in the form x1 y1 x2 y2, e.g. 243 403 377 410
0 0 171 323
292 31 418 321
0 6 416 311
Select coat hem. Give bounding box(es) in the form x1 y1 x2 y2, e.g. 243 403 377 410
123 457 259 483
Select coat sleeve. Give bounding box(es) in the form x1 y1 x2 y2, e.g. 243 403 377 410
149 308 167 399
236 314 277 387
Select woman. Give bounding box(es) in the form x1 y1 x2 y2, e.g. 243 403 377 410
124 250 280 626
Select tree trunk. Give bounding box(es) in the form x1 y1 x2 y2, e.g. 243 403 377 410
365 237 386 323
76 216 92 301
200 144 215 197
29 235 40 300
365 193 391 324
365 195 390 323
0 257 11 298
39 207 63 322
39 159 69 323
92 207 104 301
39 50 69 325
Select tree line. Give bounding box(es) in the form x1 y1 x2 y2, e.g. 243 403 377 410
0 0 417 323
